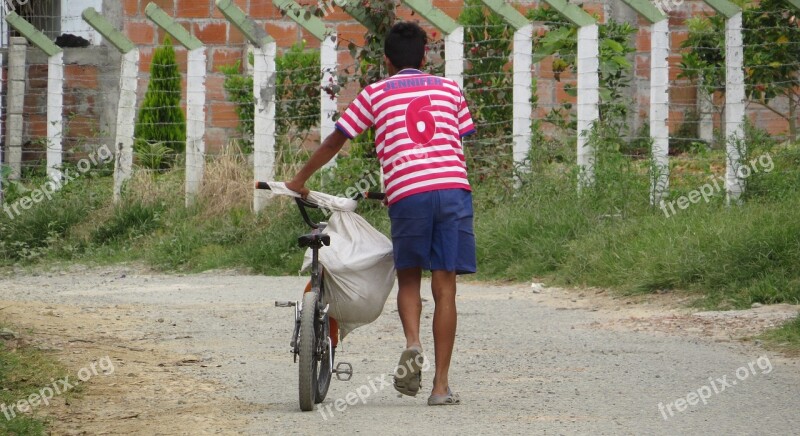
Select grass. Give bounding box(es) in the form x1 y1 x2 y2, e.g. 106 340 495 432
0 325 71 435
759 316 800 356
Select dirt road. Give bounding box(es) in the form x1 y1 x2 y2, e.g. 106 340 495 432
1 266 798 435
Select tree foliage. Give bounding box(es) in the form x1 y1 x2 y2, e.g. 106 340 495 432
529 7 637 130
220 43 321 151
679 0 800 139
135 36 186 168
276 42 321 135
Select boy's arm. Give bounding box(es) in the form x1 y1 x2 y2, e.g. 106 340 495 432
285 129 349 197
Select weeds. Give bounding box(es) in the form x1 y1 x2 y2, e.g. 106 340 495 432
759 315 800 356
0 324 71 435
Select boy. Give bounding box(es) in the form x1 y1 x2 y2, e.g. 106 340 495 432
286 21 476 406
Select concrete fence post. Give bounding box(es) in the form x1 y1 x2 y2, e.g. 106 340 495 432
479 0 534 178
82 7 139 203
650 18 671 204
724 11 746 203
5 12 65 187
575 23 600 189
618 0 671 203
273 0 338 168
217 0 277 212
4 37 27 182
703 0 746 203
145 2 207 207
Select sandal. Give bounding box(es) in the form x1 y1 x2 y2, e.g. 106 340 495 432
393 346 423 397
427 388 461 406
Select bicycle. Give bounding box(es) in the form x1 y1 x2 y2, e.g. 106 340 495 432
255 181 384 411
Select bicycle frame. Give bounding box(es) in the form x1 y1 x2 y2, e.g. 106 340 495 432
255 181 384 408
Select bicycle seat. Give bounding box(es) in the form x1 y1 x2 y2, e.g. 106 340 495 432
298 233 331 248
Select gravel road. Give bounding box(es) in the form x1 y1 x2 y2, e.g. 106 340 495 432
1 266 798 435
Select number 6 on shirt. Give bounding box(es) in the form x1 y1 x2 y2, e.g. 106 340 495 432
405 95 439 146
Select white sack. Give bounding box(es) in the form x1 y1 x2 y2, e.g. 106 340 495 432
266 183 395 339
302 211 395 339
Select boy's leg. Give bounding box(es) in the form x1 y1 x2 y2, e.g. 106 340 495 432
397 267 423 349
430 269 457 396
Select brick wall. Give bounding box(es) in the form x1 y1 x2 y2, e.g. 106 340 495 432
123 0 291 151
14 0 794 160
116 0 777 149
21 47 114 165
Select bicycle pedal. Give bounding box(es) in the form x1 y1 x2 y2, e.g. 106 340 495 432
334 362 353 381
275 301 297 307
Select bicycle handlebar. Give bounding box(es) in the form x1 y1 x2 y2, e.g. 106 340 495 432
254 181 385 201
254 181 385 229
355 191 386 201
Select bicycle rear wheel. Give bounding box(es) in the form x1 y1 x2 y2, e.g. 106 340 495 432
315 315 332 403
298 291 318 411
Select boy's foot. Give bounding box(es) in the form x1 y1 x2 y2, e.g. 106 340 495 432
427 388 461 406
393 346 423 397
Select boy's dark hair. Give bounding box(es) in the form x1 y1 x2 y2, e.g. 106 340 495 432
384 22 428 70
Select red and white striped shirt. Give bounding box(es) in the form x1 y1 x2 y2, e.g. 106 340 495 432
335 69 476 204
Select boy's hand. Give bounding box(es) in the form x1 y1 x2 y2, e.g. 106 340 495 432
285 179 310 198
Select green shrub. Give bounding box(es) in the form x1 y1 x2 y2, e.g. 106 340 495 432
276 42 321 135
135 36 186 167
680 0 800 140
219 59 255 151
221 42 321 150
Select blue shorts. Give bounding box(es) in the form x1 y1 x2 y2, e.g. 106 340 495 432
388 189 477 275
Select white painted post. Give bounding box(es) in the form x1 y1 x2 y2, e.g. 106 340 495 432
145 2 207 207
5 37 29 182
60 0 103 45
576 24 600 188
113 49 140 202
216 0 277 212
253 43 277 212
698 85 714 143
321 32 338 169
444 26 464 90
725 11 746 203
650 18 670 204
82 6 139 203
47 52 65 185
185 47 208 207
513 24 534 172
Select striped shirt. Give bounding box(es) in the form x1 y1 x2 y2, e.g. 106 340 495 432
335 69 476 204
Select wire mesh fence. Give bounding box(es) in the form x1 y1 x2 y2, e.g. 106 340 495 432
0 0 798 210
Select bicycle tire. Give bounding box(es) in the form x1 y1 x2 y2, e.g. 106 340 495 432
315 313 332 403
298 291 318 411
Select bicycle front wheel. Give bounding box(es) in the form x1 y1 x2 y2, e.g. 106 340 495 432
298 291 318 411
